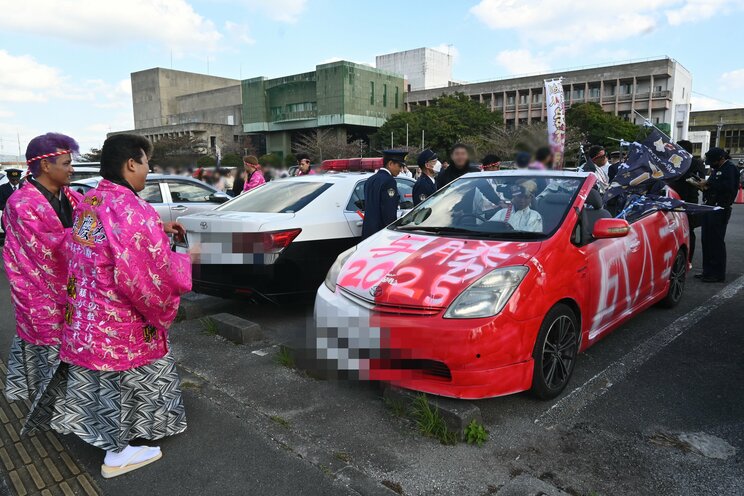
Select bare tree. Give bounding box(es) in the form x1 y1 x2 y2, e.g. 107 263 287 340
464 122 581 165
293 129 360 162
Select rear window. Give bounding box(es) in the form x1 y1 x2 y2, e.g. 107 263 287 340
218 181 332 213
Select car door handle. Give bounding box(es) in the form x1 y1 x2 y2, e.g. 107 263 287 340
355 221 363 227
629 240 641 252
171 205 188 211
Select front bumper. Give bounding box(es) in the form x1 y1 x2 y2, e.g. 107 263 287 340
312 283 541 399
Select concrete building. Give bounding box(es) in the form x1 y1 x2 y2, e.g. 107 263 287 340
686 130 711 158
689 107 744 160
376 47 453 91
242 61 405 158
405 57 693 141
117 68 245 156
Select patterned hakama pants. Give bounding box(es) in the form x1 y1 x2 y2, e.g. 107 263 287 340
4 335 59 403
23 352 187 452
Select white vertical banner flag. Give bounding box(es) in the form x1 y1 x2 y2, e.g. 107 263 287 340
544 78 566 169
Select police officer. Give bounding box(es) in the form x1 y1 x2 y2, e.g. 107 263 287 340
413 149 439 206
607 151 623 182
0 169 23 232
362 150 406 239
692 147 739 282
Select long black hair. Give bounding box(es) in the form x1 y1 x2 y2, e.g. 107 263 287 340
100 134 153 192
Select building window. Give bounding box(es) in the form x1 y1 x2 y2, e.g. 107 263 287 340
348 72 354 85
589 87 600 98
606 85 616 96
383 84 388 107
507 94 515 105
395 87 399 108
370 81 375 105
621 83 632 95
654 85 663 92
519 93 528 104
575 88 585 99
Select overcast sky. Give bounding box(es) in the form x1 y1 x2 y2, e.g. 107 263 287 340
1 0 743 155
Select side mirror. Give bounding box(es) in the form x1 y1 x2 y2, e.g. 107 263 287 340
209 193 229 204
592 218 630 239
399 200 414 210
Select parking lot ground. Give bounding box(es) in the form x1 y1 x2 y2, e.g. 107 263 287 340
0 205 742 495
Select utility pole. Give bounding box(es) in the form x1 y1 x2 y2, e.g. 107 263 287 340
390 131 393 149
715 117 724 147
406 123 409 148
421 130 425 149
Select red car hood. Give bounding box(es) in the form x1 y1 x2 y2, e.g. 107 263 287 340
337 229 541 309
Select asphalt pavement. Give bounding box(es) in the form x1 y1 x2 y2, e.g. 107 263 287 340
0 205 742 496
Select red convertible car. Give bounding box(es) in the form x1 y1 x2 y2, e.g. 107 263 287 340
314 171 689 399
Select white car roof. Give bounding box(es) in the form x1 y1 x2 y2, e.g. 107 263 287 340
461 170 590 179
274 172 411 185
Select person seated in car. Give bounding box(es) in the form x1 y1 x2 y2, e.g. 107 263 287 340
490 180 543 232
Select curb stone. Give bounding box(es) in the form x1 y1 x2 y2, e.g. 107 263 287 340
382 386 482 438
208 313 263 345
176 292 234 321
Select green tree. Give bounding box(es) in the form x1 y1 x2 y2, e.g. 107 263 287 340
259 153 281 167
79 147 102 162
566 102 643 148
373 93 503 158
284 153 297 167
196 155 216 168
150 135 207 170
220 153 242 168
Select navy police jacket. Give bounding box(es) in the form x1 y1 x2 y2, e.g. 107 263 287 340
362 168 399 239
412 174 436 206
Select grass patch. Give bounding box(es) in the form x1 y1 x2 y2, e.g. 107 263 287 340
464 419 489 447
276 345 295 368
333 451 351 463
381 480 404 495
180 380 200 390
410 394 457 445
383 397 408 417
269 415 290 428
200 317 218 336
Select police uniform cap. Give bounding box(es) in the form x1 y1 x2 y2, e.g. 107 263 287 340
382 149 408 166
417 149 437 167
5 169 22 179
705 147 727 162
609 151 622 158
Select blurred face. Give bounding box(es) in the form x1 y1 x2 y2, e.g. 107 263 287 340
512 193 532 211
299 158 311 172
41 151 74 187
244 162 256 173
126 150 150 192
451 148 469 168
387 160 404 177
8 176 20 186
593 151 608 166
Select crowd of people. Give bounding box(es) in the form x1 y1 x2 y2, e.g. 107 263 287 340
0 129 740 481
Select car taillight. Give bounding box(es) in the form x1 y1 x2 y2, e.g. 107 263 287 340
232 229 301 254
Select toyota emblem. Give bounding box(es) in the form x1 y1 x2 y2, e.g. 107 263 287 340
370 286 383 297
200 222 208 230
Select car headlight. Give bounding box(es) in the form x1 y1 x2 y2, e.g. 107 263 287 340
324 246 357 292
444 266 528 319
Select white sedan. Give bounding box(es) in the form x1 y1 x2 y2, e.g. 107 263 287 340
177 173 415 302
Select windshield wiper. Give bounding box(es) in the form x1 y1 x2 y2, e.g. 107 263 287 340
396 226 475 234
396 225 544 239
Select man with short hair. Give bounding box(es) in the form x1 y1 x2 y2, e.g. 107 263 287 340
580 145 610 191
435 143 479 189
413 149 439 205
691 147 739 282
531 147 553 170
296 153 315 176
362 150 406 239
668 140 706 264
490 180 543 232
481 154 501 172
3 133 82 402
514 151 531 169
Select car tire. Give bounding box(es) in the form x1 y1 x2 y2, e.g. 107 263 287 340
530 303 580 400
659 249 686 308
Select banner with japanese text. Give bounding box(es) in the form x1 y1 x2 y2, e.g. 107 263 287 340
544 78 566 169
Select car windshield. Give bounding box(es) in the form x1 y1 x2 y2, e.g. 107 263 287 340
394 175 583 240
217 181 332 213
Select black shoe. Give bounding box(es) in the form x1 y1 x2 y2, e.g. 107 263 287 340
701 277 725 283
